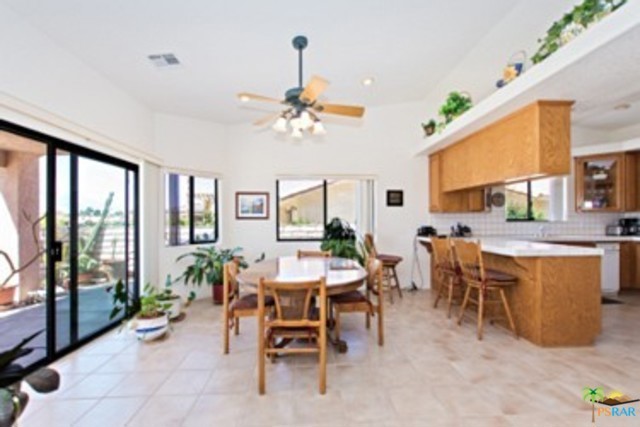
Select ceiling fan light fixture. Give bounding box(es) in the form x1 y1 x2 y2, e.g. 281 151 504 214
311 120 326 135
272 117 288 133
291 127 304 139
238 94 251 103
299 111 313 129
361 77 375 86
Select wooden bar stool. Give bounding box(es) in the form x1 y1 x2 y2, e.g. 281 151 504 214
431 237 463 318
453 240 518 340
364 234 403 303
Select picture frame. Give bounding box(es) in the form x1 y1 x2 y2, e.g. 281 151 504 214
386 190 403 207
236 192 269 220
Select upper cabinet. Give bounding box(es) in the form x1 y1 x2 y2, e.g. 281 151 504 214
575 152 639 212
429 153 485 213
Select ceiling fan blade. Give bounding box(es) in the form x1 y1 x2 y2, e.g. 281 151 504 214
314 103 365 118
253 113 281 127
237 92 283 104
299 76 330 104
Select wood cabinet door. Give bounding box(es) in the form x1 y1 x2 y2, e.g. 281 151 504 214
620 242 636 289
429 155 441 212
575 153 625 212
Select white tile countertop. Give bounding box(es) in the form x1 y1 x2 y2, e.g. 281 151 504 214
418 237 604 257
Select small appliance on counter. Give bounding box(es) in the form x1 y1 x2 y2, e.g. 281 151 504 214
619 217 639 236
416 226 437 237
450 223 472 237
605 224 624 236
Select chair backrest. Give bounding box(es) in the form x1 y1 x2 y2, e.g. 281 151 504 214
364 233 378 258
223 261 239 303
258 277 327 329
365 257 384 297
452 240 485 285
431 238 456 273
297 250 332 258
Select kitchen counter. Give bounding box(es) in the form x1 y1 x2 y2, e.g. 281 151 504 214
420 236 602 347
418 236 604 257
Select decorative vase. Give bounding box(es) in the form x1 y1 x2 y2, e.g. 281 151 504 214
133 313 169 341
164 296 182 320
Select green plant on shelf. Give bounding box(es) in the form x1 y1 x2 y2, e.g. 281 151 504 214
438 91 472 124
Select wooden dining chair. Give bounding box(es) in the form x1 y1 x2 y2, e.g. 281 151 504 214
453 240 518 340
222 261 275 354
364 233 403 302
257 277 327 395
329 257 384 346
431 237 463 318
297 249 332 258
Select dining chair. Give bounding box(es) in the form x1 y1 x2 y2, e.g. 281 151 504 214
431 237 463 318
257 277 327 394
329 257 384 346
297 249 332 258
222 261 274 354
453 240 518 340
364 233 403 302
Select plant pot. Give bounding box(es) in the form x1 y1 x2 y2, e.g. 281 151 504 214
422 123 436 137
77 272 94 285
133 313 169 341
0 286 16 305
212 283 224 305
159 295 182 320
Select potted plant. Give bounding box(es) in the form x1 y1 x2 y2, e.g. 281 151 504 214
176 246 248 304
421 119 436 137
0 330 60 426
320 218 364 265
438 91 473 124
156 275 194 320
108 280 171 341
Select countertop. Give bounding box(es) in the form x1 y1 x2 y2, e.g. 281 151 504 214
418 236 604 257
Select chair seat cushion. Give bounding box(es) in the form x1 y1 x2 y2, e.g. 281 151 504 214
485 268 517 283
330 290 368 304
376 254 403 265
231 294 275 311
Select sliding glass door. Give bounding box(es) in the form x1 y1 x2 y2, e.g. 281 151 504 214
0 120 138 367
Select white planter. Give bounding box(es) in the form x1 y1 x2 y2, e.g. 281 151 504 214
133 313 169 341
163 297 182 320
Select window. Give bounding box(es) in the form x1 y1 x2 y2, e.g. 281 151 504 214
276 178 375 241
505 177 567 221
165 173 218 245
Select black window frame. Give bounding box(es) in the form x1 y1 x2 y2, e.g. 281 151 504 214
505 180 549 222
166 173 219 245
276 179 328 242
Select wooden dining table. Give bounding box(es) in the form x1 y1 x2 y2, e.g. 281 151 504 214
237 256 367 352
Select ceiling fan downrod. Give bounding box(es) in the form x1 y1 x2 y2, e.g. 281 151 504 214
292 35 308 90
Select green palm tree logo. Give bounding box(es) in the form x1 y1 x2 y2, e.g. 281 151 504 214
582 387 605 424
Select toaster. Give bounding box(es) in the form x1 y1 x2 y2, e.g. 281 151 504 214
606 225 624 236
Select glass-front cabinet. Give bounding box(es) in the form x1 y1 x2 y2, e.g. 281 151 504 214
575 154 625 211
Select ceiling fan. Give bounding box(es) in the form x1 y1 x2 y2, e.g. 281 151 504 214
237 35 365 138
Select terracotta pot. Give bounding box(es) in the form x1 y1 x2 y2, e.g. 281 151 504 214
0 286 16 305
212 283 224 305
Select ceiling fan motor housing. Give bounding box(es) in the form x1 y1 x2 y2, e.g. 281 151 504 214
292 35 308 50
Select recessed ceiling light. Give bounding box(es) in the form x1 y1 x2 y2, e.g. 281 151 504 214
148 53 180 68
614 103 631 110
361 77 375 87
239 95 250 103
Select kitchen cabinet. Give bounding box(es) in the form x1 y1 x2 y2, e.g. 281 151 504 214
575 152 639 212
620 242 640 290
429 153 485 213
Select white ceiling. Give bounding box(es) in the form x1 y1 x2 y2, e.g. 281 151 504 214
0 0 526 124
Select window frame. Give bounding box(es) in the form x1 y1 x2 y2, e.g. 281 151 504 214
276 179 328 242
505 180 548 222
165 172 219 246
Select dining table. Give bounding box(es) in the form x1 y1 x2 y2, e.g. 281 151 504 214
237 255 367 352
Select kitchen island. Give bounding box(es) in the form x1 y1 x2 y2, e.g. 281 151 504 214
420 237 603 347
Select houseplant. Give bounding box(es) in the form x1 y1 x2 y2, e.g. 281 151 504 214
421 119 436 137
438 91 472 124
156 274 194 320
176 246 248 304
109 280 171 341
320 218 364 265
0 330 60 427
532 0 627 64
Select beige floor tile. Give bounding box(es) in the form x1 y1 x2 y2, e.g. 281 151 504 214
181 394 246 426
126 395 197 427
154 370 212 396
73 396 147 427
59 372 127 399
107 371 171 397
20 398 98 427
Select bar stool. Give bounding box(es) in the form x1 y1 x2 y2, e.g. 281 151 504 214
453 240 518 340
364 234 403 303
430 237 463 318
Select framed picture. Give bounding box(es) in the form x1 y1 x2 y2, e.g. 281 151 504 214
386 190 403 207
236 192 269 220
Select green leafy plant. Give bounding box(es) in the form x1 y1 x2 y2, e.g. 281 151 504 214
438 92 472 124
158 274 195 305
532 0 627 64
176 246 247 288
108 280 171 321
320 218 364 265
421 119 437 136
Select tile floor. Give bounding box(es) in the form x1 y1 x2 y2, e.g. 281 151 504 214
19 290 640 427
